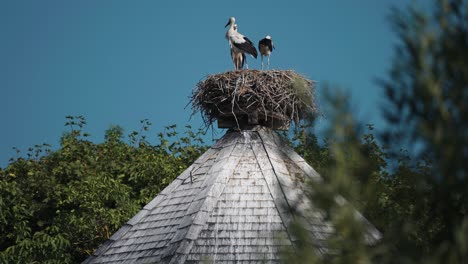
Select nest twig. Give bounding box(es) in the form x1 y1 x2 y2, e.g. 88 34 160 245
190 69 318 128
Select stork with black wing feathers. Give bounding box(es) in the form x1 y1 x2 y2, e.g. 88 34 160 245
225 17 257 70
258 35 275 70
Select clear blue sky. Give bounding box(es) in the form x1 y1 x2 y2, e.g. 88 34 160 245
1 0 414 167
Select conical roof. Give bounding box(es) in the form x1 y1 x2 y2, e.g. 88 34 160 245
84 126 380 264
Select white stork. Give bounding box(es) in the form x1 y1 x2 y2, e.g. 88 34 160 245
230 24 246 70
225 17 257 70
258 35 275 70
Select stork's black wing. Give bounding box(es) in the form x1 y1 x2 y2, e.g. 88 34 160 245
233 37 258 59
258 38 274 53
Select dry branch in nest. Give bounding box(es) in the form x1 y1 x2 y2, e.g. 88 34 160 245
190 69 318 129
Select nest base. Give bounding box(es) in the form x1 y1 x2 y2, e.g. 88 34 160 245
217 109 290 130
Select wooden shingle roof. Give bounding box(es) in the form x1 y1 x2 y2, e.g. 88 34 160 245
84 126 380 264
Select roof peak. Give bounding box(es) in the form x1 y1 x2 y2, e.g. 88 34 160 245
85 128 380 263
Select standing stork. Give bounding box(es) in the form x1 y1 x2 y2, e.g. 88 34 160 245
230 24 246 70
225 17 257 70
258 35 275 70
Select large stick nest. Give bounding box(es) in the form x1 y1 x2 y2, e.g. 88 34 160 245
191 69 318 128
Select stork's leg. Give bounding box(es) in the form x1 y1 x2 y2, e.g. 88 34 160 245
261 56 264 70
267 56 270 70
235 55 241 70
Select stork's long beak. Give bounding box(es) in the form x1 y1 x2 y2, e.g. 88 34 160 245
224 20 231 28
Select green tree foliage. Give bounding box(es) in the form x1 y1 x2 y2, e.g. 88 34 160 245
381 0 468 255
0 116 207 263
286 90 390 264
283 0 468 263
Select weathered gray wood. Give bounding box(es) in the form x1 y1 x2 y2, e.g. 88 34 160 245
84 126 380 264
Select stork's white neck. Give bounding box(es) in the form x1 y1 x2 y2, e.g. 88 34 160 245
225 21 236 41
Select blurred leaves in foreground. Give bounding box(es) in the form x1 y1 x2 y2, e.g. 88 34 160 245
284 0 468 263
